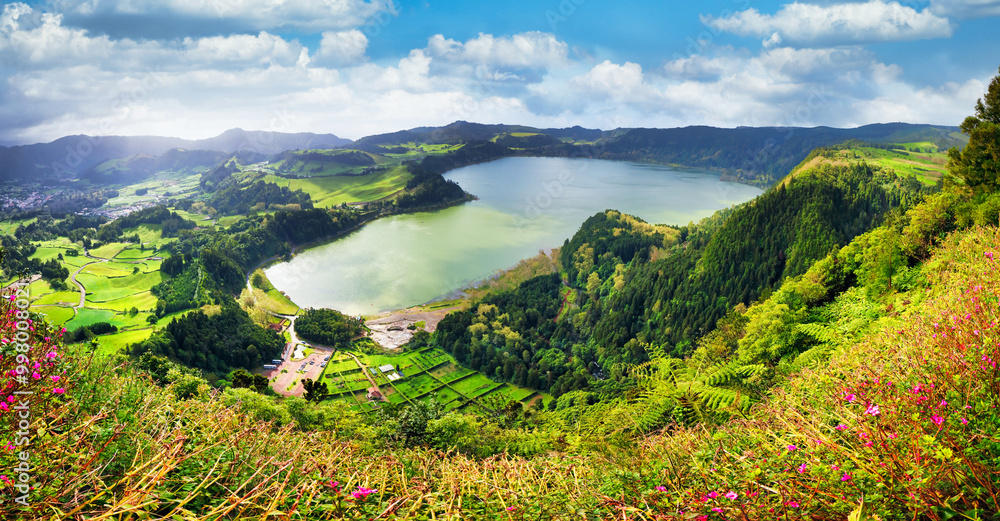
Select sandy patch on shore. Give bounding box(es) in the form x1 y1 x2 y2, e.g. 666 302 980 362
365 306 459 349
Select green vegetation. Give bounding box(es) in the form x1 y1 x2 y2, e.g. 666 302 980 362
295 308 365 348
4 71 1000 521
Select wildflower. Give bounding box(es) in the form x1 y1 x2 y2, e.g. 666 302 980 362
835 424 848 431
50 375 60 382
932 415 944 426
711 507 723 513
797 463 807 474
786 501 800 508
654 486 666 492
506 506 516 511
0 403 8 412
31 372 40 380
865 404 880 416
724 491 738 500
939 400 948 408
987 252 995 260
325 480 340 490
960 417 968 425
53 388 65 394
787 444 798 452
841 472 852 481
844 393 856 403
830 464 839 471
706 491 719 499
351 486 377 500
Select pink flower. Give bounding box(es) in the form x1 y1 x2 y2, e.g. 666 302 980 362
865 404 880 416
787 444 798 452
654 486 666 492
53 388 65 394
841 472 852 481
844 393 856 403
831 464 839 471
961 418 968 425
939 400 948 408
724 491 738 500
351 486 377 500
50 375 60 382
786 501 799 508
706 491 719 499
31 372 40 380
0 403 8 412
932 415 944 426
797 463 807 474
711 507 723 513
835 424 848 431
506 506 516 511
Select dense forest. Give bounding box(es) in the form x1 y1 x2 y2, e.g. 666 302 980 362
294 308 366 348
128 295 283 372
207 180 314 215
436 161 929 398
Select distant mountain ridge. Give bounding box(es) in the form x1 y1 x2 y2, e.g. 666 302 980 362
0 129 350 182
0 121 964 187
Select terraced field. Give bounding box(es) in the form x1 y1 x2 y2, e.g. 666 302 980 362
318 347 551 415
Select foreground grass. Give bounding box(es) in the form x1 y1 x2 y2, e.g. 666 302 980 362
3 227 998 519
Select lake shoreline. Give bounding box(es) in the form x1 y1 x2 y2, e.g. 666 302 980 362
264 157 763 316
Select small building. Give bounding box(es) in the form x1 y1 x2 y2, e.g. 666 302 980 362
366 387 384 402
378 364 395 374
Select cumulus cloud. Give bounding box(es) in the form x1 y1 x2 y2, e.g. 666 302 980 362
314 29 368 67
0 1 986 144
930 0 1000 19
425 32 569 69
704 1 953 47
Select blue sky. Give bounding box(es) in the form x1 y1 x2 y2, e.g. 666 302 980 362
0 0 998 144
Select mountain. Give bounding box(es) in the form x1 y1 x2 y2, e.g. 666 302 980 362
349 121 603 152
550 122 965 187
0 129 350 182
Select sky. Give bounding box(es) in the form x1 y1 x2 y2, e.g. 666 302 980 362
0 0 998 145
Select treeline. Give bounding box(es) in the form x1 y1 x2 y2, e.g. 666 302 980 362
434 162 926 397
294 308 365 348
128 295 283 372
207 180 313 215
153 207 363 308
435 274 586 393
112 205 196 237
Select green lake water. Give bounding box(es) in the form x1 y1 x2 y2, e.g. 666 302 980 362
265 157 762 315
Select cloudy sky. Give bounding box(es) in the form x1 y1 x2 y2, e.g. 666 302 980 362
0 0 998 145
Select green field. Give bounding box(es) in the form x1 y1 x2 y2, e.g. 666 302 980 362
64 308 116 330
263 164 412 207
318 347 550 416
89 242 129 259
35 306 76 325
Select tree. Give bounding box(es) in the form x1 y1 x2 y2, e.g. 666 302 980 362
949 65 1000 194
303 378 329 402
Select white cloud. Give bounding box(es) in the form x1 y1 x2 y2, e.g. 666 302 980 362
425 32 569 69
571 61 660 105
0 2 987 145
930 0 1000 18
314 29 368 67
704 1 953 47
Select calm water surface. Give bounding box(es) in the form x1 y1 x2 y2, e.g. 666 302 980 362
266 157 762 315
